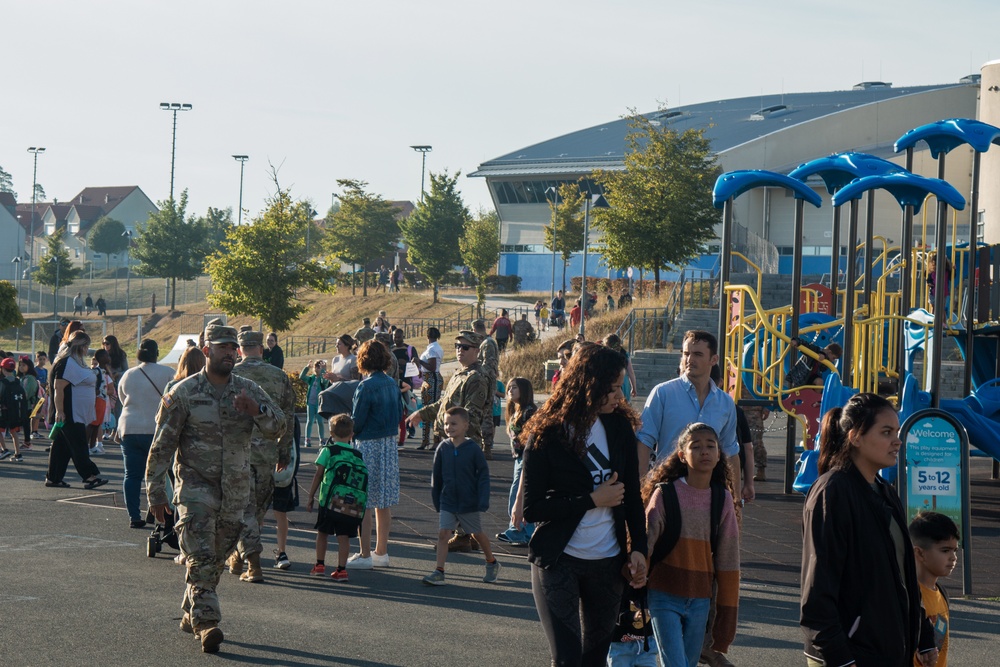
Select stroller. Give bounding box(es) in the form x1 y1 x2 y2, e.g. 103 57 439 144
145 502 179 558
549 308 566 329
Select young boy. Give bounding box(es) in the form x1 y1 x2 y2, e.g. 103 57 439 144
785 338 842 389
0 358 25 461
909 511 959 667
307 414 367 582
423 407 500 586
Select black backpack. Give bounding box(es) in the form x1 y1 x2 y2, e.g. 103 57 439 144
0 377 29 426
648 480 727 571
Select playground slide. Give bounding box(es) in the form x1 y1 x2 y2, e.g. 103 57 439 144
953 334 999 391
902 374 1000 463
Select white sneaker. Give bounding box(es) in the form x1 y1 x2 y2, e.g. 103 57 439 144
345 553 373 569
94 444 105 454
371 552 390 568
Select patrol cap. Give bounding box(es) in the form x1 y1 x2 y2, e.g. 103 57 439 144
204 323 239 345
456 330 483 346
238 326 264 347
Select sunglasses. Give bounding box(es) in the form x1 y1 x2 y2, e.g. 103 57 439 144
455 344 474 351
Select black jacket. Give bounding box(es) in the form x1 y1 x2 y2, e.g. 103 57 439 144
800 463 926 667
522 411 647 569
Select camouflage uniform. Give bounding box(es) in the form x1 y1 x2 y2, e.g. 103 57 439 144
231 331 297 562
354 324 375 344
145 327 285 633
744 405 768 477
511 317 535 347
417 338 489 448
475 326 499 458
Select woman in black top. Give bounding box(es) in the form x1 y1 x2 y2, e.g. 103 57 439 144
801 393 930 667
263 332 284 369
522 344 647 667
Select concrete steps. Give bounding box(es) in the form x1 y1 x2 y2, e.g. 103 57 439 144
631 349 681 393
668 308 718 348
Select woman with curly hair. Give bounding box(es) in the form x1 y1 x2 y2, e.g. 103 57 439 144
642 423 740 667
521 343 648 666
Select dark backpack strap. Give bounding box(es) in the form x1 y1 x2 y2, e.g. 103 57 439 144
648 481 681 570
709 480 726 556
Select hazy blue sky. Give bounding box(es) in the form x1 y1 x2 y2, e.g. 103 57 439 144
3 1 996 220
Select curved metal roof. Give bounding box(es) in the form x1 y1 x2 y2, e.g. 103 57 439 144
470 83 973 178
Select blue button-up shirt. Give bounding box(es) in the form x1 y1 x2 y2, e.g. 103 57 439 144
637 375 739 459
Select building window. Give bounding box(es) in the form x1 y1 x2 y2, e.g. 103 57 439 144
491 179 605 205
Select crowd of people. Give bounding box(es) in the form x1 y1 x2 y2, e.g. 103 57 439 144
10 303 959 665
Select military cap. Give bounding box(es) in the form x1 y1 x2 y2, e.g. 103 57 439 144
238 327 264 347
457 330 484 346
204 322 239 345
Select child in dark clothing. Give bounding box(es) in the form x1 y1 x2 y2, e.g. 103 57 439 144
785 338 842 389
423 406 500 586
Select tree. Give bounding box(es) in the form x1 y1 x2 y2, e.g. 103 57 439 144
205 188 337 331
199 206 234 258
88 216 128 271
131 190 209 310
543 182 586 295
0 165 15 200
399 170 468 303
594 112 721 295
35 229 82 310
0 281 25 330
33 183 46 202
459 208 501 317
324 179 400 297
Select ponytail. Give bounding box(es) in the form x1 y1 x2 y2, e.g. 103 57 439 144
817 407 846 474
817 393 895 475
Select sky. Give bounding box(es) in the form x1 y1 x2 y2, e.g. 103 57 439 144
3 1 997 221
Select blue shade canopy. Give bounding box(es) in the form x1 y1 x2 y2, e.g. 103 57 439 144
831 172 966 213
894 118 1000 157
788 152 906 195
712 170 823 209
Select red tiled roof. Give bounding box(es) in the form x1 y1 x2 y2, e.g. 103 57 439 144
388 200 415 220
68 186 139 213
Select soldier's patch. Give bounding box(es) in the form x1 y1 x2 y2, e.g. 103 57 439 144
161 392 176 410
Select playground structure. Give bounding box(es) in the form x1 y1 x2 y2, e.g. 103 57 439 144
711 119 1000 497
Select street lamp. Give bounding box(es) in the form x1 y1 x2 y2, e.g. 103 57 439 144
122 230 133 316
579 192 610 339
11 257 21 310
545 186 561 306
159 102 193 202
410 145 432 202
233 155 249 225
27 147 45 313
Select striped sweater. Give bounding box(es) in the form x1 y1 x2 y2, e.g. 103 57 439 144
645 479 741 653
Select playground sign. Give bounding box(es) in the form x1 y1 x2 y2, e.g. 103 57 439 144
898 408 973 593
800 283 832 315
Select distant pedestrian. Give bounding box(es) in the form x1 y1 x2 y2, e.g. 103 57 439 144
151 292 157 314
85 294 93 315
489 309 513 353
377 265 389 293
263 332 284 369
96 296 107 317
73 292 83 316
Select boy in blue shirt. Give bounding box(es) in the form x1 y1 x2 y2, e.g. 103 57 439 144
423 406 500 586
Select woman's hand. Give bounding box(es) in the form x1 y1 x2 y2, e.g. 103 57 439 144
627 551 647 588
590 472 624 507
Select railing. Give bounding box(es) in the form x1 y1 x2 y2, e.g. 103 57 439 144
616 274 689 355
284 335 336 359
392 304 478 339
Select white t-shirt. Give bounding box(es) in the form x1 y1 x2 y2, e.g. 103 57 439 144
62 355 97 425
564 418 620 559
420 341 444 372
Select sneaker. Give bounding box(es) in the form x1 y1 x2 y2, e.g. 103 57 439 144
11 454 23 462
330 569 349 582
483 559 501 583
345 553 373 570
273 550 291 570
422 569 446 586
93 444 105 455
371 552 390 568
20 442 31 450
30 431 39 438
102 434 111 441
0 450 10 461
309 564 325 577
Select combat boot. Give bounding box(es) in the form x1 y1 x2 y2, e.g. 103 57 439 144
179 613 193 634
226 551 244 576
240 552 264 583
447 532 473 552
196 624 224 653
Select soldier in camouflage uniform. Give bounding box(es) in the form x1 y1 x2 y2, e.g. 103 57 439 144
354 318 375 344
146 323 285 654
744 405 768 481
227 327 297 583
472 319 498 461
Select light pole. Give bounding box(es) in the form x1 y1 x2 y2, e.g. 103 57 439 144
159 102 193 202
27 147 45 313
579 193 609 339
545 186 560 306
233 155 249 225
122 230 133 316
11 257 21 310
410 145 432 202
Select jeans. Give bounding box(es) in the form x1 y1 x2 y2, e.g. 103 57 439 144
121 433 154 521
305 403 325 442
648 590 711 667
532 554 624 667
500 456 534 542
606 637 658 667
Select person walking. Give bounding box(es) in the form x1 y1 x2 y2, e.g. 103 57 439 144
95 296 107 317
84 294 93 315
73 292 83 316
414 327 444 450
489 309 514 353
146 322 285 653
301 360 331 447
473 319 498 461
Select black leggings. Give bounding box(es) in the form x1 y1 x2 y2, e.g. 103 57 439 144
46 422 99 483
531 554 624 667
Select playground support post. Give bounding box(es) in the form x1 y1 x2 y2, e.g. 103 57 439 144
930 154 950 408
863 191 876 309
962 152 982 396
842 199 860 387
829 205 841 317
717 198 734 382
784 198 807 498
896 147 916 405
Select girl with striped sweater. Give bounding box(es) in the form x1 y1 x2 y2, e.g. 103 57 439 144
643 423 740 667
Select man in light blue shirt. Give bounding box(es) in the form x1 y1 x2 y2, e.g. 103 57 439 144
637 330 739 475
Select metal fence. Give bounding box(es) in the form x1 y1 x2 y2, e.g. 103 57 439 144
732 221 779 275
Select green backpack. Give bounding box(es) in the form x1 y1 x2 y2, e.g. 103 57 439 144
320 443 369 520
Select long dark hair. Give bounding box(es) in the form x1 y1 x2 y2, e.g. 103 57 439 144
525 344 636 457
103 335 127 370
505 377 534 423
818 393 895 475
641 423 734 504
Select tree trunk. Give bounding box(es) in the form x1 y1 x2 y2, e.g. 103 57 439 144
561 259 567 296
432 280 438 303
362 262 368 297
351 263 356 296
170 276 177 310
653 266 661 297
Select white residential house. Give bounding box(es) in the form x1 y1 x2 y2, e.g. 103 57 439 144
0 192 28 282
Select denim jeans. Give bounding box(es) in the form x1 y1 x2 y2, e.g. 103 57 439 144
121 433 153 521
606 636 658 667
501 456 534 542
305 403 325 442
648 589 711 667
